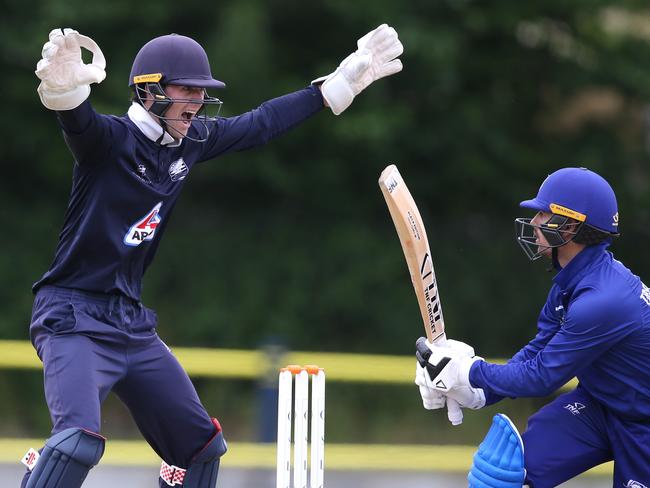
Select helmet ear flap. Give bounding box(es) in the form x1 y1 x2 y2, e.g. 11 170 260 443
573 224 612 245
146 83 172 117
135 82 172 117
540 215 573 247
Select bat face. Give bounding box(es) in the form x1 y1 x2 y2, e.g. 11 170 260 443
420 253 444 339
379 163 463 426
379 164 445 343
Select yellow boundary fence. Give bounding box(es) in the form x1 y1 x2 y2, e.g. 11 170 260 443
0 340 578 387
0 340 608 476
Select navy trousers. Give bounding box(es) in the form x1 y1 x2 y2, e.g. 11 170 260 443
29 286 218 468
523 387 650 487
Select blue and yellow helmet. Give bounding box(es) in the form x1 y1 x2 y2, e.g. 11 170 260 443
520 167 619 234
516 167 619 261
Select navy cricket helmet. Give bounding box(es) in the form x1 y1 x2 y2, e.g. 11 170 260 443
129 34 225 89
129 34 225 143
515 167 620 261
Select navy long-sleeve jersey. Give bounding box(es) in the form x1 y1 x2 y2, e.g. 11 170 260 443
470 243 650 420
34 86 324 300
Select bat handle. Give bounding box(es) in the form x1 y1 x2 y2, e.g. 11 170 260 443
446 398 463 425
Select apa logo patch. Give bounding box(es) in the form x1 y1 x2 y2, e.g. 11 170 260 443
124 202 162 246
169 158 189 181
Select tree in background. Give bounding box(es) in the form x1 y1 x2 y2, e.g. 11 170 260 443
1 0 650 439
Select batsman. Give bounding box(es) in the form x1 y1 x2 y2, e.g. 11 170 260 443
415 167 650 487
25 25 403 487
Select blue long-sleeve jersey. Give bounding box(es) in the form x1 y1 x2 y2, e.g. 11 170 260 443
33 86 324 300
470 243 650 420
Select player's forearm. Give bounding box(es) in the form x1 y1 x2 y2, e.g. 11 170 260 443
508 342 542 364
253 84 325 137
199 85 323 160
469 357 573 399
56 99 95 134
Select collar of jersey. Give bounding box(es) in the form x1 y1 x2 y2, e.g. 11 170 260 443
128 103 182 147
553 241 610 291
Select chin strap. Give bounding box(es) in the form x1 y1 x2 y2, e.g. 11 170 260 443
155 120 168 145
546 247 561 273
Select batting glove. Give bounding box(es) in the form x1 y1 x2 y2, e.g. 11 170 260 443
416 337 486 410
414 361 446 410
35 28 106 111
314 24 403 115
414 338 472 410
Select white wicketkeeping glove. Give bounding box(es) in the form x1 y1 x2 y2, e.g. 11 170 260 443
35 28 106 111
313 24 403 115
416 337 486 410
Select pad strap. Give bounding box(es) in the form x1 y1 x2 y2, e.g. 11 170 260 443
158 418 227 488
160 461 186 486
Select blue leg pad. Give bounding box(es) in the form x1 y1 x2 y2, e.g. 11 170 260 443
25 428 105 488
468 414 526 488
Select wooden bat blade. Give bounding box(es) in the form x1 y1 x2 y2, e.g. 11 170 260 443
378 164 445 344
379 164 463 426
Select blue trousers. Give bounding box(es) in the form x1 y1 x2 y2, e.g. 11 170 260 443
523 387 650 487
29 286 218 468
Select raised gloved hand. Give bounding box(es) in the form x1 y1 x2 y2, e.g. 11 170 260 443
35 28 106 111
314 24 403 115
416 337 486 410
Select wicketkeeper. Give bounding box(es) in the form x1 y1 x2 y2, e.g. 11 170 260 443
24 25 403 487
415 167 650 487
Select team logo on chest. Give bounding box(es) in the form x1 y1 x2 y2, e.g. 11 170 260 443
169 158 189 182
134 163 152 185
124 202 162 246
626 481 648 488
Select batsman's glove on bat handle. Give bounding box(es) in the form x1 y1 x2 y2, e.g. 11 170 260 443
35 28 106 111
414 361 446 410
414 338 470 410
313 23 403 115
416 337 486 410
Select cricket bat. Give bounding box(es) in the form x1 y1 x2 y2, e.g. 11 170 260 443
378 164 463 425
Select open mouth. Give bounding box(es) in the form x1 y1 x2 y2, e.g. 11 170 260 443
180 111 195 124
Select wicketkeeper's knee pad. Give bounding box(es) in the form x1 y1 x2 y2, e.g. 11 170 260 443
159 418 227 487
468 414 526 488
25 427 105 488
